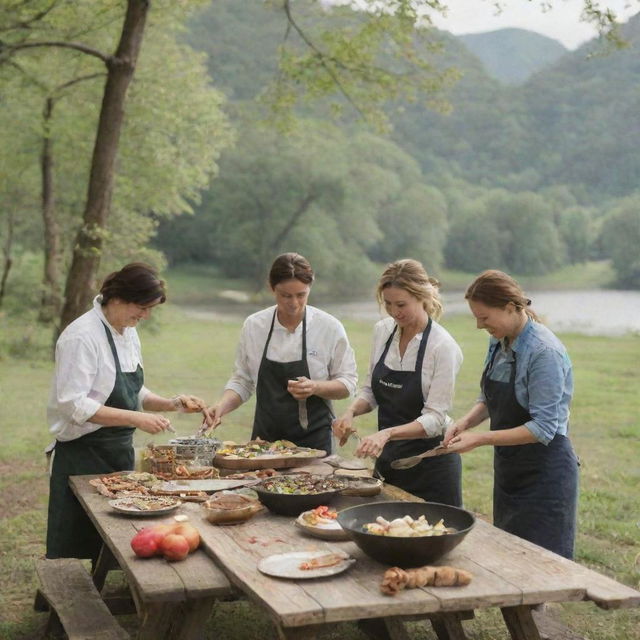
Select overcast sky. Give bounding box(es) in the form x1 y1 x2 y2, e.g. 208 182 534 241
327 1 639 50
430 0 639 50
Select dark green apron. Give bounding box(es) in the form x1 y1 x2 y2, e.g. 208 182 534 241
46 322 143 561
251 310 334 453
373 321 463 507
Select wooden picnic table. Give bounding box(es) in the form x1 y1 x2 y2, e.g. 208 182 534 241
70 466 640 640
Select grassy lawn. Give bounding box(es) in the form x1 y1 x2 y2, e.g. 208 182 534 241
0 302 638 639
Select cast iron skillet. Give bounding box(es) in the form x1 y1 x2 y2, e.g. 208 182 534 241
337 501 475 568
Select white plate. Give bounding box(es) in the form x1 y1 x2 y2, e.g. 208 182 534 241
108 497 181 516
258 551 355 579
295 512 351 541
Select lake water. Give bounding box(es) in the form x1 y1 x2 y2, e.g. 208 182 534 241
184 290 640 337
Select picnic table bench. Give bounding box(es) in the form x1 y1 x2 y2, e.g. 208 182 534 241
66 466 640 640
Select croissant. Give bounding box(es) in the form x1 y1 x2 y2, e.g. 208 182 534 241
380 565 472 596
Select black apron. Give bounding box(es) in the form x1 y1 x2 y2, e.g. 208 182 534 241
252 310 334 453
373 320 462 506
483 342 578 559
46 322 143 561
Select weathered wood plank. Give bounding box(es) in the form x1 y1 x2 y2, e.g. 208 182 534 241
70 476 232 607
35 558 129 640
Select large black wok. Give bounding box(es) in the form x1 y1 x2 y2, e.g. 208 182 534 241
337 501 475 568
253 474 347 516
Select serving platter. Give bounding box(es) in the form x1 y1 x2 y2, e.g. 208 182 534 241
257 551 355 579
108 496 181 516
153 478 259 493
213 442 326 470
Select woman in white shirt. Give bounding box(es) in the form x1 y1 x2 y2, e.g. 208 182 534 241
207 253 357 453
46 263 211 561
332 259 463 506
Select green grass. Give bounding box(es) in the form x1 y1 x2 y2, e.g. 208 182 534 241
0 303 638 639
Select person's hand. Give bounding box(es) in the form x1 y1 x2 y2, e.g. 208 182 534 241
172 394 207 413
287 376 315 400
173 394 216 430
332 415 356 447
132 412 173 435
355 430 391 459
443 430 485 454
199 404 224 435
443 420 466 446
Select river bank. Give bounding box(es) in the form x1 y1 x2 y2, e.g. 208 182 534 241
182 289 640 337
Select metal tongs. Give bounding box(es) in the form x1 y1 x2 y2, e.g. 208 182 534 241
390 444 450 470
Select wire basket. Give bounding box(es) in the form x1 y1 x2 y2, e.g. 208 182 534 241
169 438 222 466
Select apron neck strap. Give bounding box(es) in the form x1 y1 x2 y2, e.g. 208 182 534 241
261 309 308 361
101 321 122 373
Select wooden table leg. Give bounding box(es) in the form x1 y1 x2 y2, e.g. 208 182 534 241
429 612 470 640
136 598 217 640
92 542 120 592
501 605 542 640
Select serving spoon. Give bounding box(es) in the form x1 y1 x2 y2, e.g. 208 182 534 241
390 444 450 470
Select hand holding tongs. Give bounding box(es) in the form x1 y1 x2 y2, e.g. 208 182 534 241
390 444 450 470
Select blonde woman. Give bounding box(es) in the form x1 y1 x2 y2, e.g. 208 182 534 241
333 259 463 505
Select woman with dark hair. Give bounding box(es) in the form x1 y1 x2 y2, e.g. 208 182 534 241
206 253 357 453
46 263 212 561
332 259 464 506
443 269 579 558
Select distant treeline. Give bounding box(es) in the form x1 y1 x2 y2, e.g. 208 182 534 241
154 1 640 291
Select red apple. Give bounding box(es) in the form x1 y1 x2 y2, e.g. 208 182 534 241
130 528 160 558
173 523 200 552
160 533 190 562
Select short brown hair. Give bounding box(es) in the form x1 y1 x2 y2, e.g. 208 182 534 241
100 263 166 306
268 253 314 289
465 270 539 321
376 259 444 321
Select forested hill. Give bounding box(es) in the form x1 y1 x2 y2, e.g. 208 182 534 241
184 2 640 201
459 28 567 84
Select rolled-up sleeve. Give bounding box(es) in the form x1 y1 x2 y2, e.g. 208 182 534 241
225 322 256 403
417 339 463 436
523 347 569 445
328 325 358 396
53 336 103 425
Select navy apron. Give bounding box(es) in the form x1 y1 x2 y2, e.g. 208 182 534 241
46 322 143 561
483 343 578 559
373 320 462 506
252 310 334 453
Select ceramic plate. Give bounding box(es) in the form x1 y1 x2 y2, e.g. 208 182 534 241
295 512 351 541
108 496 181 516
258 551 355 579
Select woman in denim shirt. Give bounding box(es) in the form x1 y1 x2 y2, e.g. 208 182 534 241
444 270 579 559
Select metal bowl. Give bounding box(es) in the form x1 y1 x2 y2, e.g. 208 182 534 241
253 475 347 516
337 501 475 568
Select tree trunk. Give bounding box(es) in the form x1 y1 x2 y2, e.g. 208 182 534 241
0 211 14 307
38 96 63 323
58 0 150 336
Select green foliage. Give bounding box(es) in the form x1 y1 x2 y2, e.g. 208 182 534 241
600 197 640 288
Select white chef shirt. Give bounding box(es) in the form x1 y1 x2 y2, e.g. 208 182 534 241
47 296 151 442
225 305 358 403
358 316 463 437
